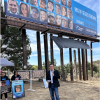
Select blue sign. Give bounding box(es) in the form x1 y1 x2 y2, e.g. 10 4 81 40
4 0 97 37
12 80 25 99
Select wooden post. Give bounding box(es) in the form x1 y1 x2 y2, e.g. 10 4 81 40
22 29 27 70
90 42 93 77
74 50 77 79
58 34 66 81
37 31 42 70
50 34 54 65
85 41 88 80
44 33 49 74
78 45 82 80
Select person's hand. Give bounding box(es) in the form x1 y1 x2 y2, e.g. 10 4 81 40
52 73 54 76
47 81 50 83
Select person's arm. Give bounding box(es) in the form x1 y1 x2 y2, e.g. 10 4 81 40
53 70 60 79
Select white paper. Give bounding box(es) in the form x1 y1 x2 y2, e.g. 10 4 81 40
43 78 48 88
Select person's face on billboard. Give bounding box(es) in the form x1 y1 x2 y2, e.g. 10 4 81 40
8 0 18 14
40 11 47 21
55 5 60 14
55 0 60 3
15 86 21 92
31 8 39 19
69 20 73 29
62 19 67 28
31 0 38 6
23 0 27 3
62 7 67 16
67 0 72 8
49 16 54 24
62 0 66 6
56 15 61 25
48 2 54 12
21 4 28 17
40 0 46 9
68 9 72 19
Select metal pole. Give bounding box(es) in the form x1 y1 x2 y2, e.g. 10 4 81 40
74 50 77 79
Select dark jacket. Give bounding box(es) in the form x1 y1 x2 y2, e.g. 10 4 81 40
11 75 21 81
0 75 9 81
46 69 60 88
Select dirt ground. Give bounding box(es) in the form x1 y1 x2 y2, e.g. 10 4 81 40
2 77 100 100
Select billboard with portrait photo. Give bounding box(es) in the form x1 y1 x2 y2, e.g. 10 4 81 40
62 17 67 28
5 0 97 37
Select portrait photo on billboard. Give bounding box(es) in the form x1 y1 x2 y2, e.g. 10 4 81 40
7 0 19 15
30 0 38 7
55 15 61 26
48 12 54 24
68 8 73 19
67 0 72 8
48 0 54 12
62 6 67 17
62 17 67 28
68 19 73 29
55 0 60 3
20 0 29 3
40 10 47 22
20 3 29 17
12 80 25 99
61 0 66 6
30 6 39 20
39 0 46 9
55 3 61 15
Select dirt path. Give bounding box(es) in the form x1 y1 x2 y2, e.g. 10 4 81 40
2 79 99 100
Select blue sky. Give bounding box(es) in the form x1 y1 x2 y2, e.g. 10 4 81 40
27 0 100 66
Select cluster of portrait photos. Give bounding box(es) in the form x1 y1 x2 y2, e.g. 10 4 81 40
7 0 73 29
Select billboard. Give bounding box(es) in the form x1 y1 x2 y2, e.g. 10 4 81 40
12 80 25 99
4 0 97 37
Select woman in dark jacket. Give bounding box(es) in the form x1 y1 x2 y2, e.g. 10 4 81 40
11 70 21 81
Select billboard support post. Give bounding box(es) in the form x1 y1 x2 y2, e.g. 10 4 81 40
50 34 54 65
44 33 49 75
37 31 42 70
90 42 93 77
22 29 27 70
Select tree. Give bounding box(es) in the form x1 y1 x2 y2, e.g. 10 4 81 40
1 26 32 71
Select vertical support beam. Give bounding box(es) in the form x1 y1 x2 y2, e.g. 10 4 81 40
50 34 54 65
90 42 93 77
44 33 49 74
85 41 88 80
58 34 66 81
69 47 73 81
37 31 42 70
22 29 27 70
78 41 82 80
74 50 77 79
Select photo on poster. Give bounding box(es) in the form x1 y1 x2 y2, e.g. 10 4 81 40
62 6 67 17
68 19 73 29
20 0 29 3
62 17 67 28
61 0 66 6
12 80 25 99
48 12 54 24
48 0 54 12
7 0 19 15
39 0 46 9
55 3 61 15
30 6 39 20
40 10 47 22
68 8 73 19
55 0 60 3
55 15 61 26
67 0 72 8
20 3 29 17
30 0 38 7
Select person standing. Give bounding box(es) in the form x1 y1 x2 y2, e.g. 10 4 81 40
0 71 9 100
46 64 60 100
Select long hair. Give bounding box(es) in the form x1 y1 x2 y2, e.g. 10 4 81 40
14 70 18 75
20 3 29 17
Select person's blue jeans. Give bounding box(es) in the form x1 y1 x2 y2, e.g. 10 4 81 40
49 84 60 100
